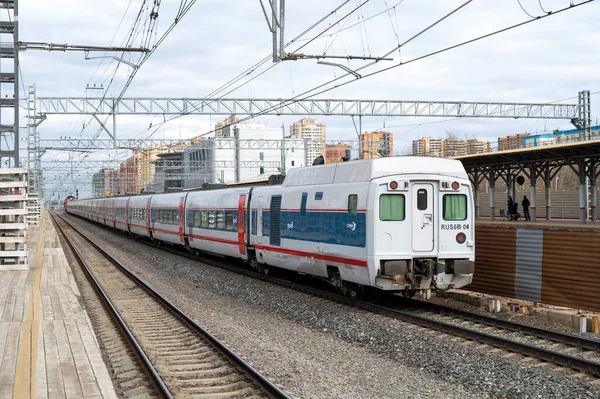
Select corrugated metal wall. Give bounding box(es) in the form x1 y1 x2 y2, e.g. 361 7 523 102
470 223 600 312
542 230 600 311
468 227 516 298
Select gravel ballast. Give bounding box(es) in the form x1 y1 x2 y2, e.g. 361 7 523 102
63 213 600 399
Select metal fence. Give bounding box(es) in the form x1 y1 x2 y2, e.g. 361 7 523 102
477 190 600 220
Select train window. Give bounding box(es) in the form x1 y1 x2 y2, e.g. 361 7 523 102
217 211 225 229
194 211 201 227
201 211 208 228
208 211 216 228
225 211 234 230
417 189 428 210
315 192 323 200
348 194 358 215
300 193 308 215
379 194 405 221
443 194 467 221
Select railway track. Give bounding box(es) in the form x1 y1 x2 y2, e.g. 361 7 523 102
62 211 600 379
52 212 289 399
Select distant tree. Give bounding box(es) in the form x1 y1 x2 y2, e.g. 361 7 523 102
445 131 460 140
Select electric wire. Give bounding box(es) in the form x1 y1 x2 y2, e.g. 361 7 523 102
517 0 539 18
133 0 369 141
185 0 594 141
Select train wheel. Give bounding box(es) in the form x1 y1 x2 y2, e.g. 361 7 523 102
401 289 416 299
262 265 272 276
342 281 363 299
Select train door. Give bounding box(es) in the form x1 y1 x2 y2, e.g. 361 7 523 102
256 196 265 245
146 198 151 236
125 198 131 232
178 197 185 244
412 183 434 252
237 195 247 256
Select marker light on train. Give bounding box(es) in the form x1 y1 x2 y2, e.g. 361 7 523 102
389 181 398 190
451 181 460 190
456 232 466 244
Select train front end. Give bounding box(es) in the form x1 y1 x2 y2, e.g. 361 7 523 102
369 158 474 298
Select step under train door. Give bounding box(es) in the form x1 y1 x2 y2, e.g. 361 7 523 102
412 183 434 252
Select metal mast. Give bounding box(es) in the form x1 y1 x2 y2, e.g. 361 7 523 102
0 0 18 167
27 84 43 223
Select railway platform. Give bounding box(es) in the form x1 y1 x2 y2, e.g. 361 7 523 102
0 212 117 398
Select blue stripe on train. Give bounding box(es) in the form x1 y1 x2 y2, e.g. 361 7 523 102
261 210 366 248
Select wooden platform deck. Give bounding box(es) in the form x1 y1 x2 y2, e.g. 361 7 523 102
0 212 117 398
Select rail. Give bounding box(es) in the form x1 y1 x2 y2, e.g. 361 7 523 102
62 211 600 377
53 212 290 399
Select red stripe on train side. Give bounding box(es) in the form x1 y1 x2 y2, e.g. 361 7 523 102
253 244 367 267
188 234 239 246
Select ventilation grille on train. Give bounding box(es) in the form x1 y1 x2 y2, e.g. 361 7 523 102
270 195 282 246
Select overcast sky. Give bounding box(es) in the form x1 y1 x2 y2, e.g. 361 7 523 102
15 0 600 193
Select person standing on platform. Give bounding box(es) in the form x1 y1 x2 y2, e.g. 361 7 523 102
507 196 514 220
522 195 531 221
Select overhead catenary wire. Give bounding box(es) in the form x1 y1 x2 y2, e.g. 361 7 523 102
517 0 539 18
183 0 594 142
134 0 373 141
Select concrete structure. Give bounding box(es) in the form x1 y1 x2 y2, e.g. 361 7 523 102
138 146 169 191
152 152 185 192
443 139 468 158
118 154 143 194
183 124 306 188
290 118 326 165
325 143 351 164
413 137 490 157
412 137 443 157
498 133 530 151
467 139 491 155
215 115 240 138
92 169 119 198
360 131 393 159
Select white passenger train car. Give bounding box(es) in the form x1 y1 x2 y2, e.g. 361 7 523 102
150 192 188 246
247 157 474 297
66 157 475 298
185 187 251 260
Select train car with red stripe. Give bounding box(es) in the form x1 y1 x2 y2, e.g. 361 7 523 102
127 195 152 237
149 192 188 246
113 197 129 231
65 157 475 298
185 187 251 260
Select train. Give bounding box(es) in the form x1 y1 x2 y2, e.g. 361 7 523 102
65 157 475 298
64 195 76 208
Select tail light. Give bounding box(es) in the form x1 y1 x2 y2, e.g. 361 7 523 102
456 232 466 244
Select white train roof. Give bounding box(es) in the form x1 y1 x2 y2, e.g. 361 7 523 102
282 156 468 187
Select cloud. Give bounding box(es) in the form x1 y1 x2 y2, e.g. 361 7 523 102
20 0 600 194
